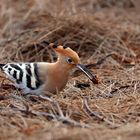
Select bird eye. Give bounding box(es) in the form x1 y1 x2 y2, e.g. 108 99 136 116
67 58 73 64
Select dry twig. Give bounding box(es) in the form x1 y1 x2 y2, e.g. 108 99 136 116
83 98 120 128
9 95 92 128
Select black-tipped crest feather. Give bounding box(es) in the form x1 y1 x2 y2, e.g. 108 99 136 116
0 64 5 68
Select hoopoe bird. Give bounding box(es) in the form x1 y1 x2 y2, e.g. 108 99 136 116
0 41 98 95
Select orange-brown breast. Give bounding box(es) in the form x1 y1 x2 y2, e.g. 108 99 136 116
42 62 70 93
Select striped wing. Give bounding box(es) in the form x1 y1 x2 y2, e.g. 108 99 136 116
1 63 43 90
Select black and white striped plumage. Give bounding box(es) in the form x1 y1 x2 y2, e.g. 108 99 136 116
0 63 43 94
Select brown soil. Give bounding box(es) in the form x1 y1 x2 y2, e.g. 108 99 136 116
0 0 140 140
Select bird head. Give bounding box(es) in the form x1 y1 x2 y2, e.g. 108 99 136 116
50 43 98 84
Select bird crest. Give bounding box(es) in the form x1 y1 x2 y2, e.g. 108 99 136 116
50 43 80 64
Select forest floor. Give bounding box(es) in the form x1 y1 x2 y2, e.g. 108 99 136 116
0 0 140 140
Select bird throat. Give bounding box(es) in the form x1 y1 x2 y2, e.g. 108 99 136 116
46 62 70 93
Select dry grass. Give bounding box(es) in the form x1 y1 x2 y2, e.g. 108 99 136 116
0 0 140 140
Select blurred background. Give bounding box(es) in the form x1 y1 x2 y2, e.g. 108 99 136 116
0 1 140 140
0 0 139 64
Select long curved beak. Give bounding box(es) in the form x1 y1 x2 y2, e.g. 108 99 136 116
76 64 98 84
